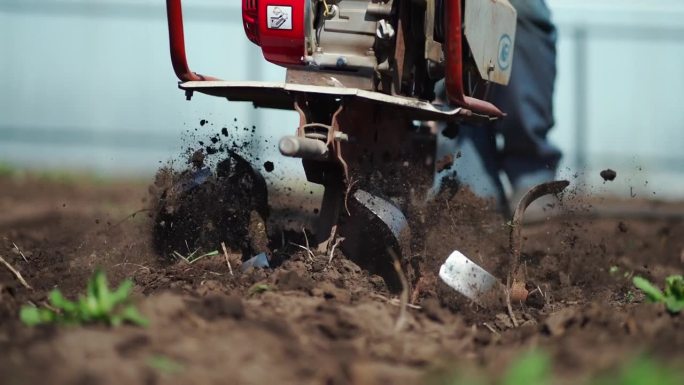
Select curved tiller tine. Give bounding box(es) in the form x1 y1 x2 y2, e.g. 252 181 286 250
339 189 411 292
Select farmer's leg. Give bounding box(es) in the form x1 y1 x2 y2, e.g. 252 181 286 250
432 123 507 208
493 0 562 193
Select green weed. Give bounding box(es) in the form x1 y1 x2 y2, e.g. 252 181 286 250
591 356 681 385
428 350 552 385
500 350 552 385
20 269 148 327
633 275 684 313
147 355 184 375
172 249 219 264
0 162 16 177
431 351 680 385
248 283 273 296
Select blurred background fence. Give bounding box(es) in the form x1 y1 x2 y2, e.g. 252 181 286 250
1 0 683 198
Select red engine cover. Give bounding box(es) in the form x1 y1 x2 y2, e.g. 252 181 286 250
242 0 305 67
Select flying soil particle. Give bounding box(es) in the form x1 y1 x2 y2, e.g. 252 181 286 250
210 136 220 144
435 154 454 172
200 119 208 126
206 146 218 155
222 127 229 137
618 221 628 233
264 161 274 172
190 150 205 169
600 169 617 182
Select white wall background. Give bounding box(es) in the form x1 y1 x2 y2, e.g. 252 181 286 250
548 0 684 198
1 0 683 198
0 0 298 177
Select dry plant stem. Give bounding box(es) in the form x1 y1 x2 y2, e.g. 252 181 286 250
221 242 234 276
290 227 316 261
41 301 59 312
13 243 27 262
322 224 338 255
327 237 345 265
290 242 316 260
369 293 422 310
483 322 500 336
389 249 409 333
505 275 519 327
0 254 32 290
302 227 315 261
112 262 151 273
343 178 358 216
527 285 545 300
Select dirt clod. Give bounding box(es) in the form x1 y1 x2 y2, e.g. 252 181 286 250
618 221 628 233
600 169 617 181
190 149 205 169
193 294 245 320
277 270 314 293
435 154 454 173
543 307 577 336
151 151 269 259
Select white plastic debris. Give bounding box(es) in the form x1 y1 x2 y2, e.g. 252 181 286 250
439 250 499 304
240 252 270 272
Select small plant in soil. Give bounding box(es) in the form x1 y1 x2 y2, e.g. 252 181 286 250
500 350 551 385
248 283 273 296
172 249 219 264
632 275 684 313
435 352 679 385
591 356 681 385
20 269 148 327
624 290 635 303
147 355 184 375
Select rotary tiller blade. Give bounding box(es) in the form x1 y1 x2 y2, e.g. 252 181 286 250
339 189 411 292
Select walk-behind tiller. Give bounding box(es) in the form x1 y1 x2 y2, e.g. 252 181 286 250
163 0 517 289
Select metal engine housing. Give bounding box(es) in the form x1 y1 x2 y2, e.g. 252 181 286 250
243 1 394 78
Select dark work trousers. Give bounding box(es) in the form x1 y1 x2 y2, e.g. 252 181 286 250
432 0 562 210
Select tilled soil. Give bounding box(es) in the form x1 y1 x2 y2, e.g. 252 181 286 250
0 175 683 385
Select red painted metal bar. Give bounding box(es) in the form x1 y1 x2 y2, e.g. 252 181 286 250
444 0 504 118
444 0 465 105
166 0 220 82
